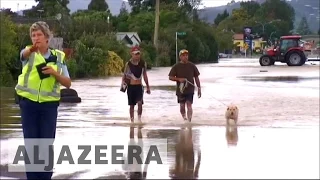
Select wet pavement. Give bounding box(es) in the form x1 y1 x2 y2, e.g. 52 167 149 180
1 58 319 179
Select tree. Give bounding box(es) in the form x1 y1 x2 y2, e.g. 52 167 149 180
214 9 229 26
23 0 70 18
128 0 143 14
240 1 260 17
231 8 250 21
127 12 155 41
318 28 320 35
88 0 109 12
115 2 130 32
0 8 19 17
254 0 295 35
250 0 295 39
0 14 18 86
119 1 129 15
296 16 312 35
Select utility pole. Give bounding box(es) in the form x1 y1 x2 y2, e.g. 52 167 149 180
153 0 160 66
175 32 178 64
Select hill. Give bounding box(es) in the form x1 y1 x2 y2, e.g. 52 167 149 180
198 0 320 33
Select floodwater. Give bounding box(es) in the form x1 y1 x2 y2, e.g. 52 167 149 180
1 59 319 179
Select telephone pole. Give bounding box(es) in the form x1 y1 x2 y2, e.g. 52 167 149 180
153 0 160 66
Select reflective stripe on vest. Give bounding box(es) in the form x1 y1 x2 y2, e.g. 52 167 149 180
15 51 63 98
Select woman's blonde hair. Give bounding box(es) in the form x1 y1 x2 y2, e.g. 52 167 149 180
29 21 52 40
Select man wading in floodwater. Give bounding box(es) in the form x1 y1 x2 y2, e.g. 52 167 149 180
168 49 201 122
121 46 150 123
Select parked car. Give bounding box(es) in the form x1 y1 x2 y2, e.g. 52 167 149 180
219 53 232 58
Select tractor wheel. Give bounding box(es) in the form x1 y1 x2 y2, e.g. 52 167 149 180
286 51 306 66
259 55 275 66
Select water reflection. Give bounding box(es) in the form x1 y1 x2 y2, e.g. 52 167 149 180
225 124 238 146
125 126 148 180
169 127 201 179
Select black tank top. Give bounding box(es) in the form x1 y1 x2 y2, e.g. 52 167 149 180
128 60 145 78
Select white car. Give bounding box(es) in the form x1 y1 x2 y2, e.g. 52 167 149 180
219 53 232 58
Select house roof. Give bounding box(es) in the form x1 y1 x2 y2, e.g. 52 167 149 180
116 32 141 43
116 34 133 44
233 34 243 40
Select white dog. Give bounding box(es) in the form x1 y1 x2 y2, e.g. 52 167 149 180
225 104 239 125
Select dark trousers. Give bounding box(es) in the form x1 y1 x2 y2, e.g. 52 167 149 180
19 98 59 180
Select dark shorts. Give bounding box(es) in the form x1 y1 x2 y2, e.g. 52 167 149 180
127 84 144 106
177 93 194 104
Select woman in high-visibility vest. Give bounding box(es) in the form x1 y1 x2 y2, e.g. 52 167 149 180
15 21 71 180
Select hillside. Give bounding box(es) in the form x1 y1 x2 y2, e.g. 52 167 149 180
198 0 320 33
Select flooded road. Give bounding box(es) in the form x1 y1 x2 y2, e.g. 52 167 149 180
1 59 319 179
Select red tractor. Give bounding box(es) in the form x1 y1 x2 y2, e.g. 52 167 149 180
259 35 307 66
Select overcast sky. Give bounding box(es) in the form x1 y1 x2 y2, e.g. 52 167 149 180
1 0 246 12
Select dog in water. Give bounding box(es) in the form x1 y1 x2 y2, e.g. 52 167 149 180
225 104 239 125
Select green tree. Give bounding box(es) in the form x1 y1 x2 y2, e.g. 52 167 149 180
136 0 202 15
0 8 19 17
0 14 18 86
240 1 260 17
296 16 312 35
68 10 112 42
127 12 155 41
23 0 70 18
88 0 110 12
318 28 320 35
254 0 295 35
214 9 229 26
113 2 130 32
128 0 143 14
119 1 129 15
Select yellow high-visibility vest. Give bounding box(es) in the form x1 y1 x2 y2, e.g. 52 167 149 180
15 46 65 103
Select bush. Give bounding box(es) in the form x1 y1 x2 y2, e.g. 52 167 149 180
65 58 77 79
78 33 130 62
104 51 124 76
140 41 156 66
140 49 152 69
72 40 105 78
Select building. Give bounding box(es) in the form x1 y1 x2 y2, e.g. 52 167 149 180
116 32 141 48
233 33 267 53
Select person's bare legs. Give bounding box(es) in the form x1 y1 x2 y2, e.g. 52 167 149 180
137 101 142 122
130 105 134 122
186 101 193 122
180 103 187 120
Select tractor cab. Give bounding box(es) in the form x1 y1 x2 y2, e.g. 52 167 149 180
260 35 307 66
267 36 303 57
276 36 303 58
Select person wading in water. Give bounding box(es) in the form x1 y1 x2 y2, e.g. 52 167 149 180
168 49 201 122
121 46 150 123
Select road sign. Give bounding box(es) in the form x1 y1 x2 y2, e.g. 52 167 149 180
177 32 186 36
176 31 187 63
